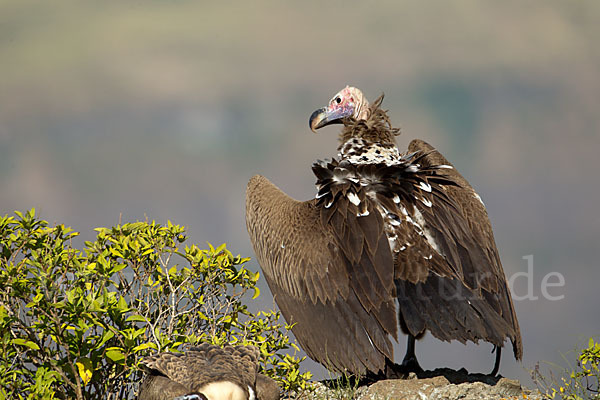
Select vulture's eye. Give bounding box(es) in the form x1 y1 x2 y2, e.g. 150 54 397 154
335 97 342 104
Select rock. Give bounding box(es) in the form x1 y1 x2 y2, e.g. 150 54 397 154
295 372 543 400
357 376 542 400
359 376 450 399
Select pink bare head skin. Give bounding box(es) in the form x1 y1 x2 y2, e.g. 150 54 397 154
309 86 370 132
327 86 370 120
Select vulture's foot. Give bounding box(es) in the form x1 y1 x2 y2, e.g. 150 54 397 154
399 354 424 374
379 357 423 380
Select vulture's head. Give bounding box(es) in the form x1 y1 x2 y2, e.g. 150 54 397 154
309 86 369 132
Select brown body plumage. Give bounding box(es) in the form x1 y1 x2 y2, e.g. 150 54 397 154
246 87 522 376
137 343 280 400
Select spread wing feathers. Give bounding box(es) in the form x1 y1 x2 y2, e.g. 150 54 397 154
139 343 258 395
312 156 459 284
271 281 395 373
399 139 523 360
246 175 397 373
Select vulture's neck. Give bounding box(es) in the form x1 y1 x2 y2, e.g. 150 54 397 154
337 96 401 165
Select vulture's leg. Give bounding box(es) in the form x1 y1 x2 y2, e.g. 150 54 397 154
490 346 502 376
400 334 423 372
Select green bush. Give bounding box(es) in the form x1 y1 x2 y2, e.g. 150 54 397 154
0 209 311 399
533 337 600 400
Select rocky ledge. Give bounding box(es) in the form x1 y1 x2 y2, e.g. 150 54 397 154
303 369 542 400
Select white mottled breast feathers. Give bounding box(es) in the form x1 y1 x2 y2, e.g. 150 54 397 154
339 138 401 166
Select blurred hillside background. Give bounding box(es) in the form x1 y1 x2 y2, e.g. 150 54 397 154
1 0 599 386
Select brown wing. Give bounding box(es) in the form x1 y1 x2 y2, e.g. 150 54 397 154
220 344 260 389
396 139 522 359
246 175 398 374
139 344 259 397
137 374 191 400
141 351 209 392
138 352 199 400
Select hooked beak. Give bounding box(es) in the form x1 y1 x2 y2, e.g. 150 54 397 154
309 106 353 132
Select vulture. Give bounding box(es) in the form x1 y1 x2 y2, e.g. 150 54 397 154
245 86 522 378
137 343 280 400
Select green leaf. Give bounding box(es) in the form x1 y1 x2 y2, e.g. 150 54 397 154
133 342 157 353
12 338 40 350
126 314 147 323
98 330 115 348
111 263 127 274
89 299 105 312
116 296 129 313
105 347 125 363
110 248 124 258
